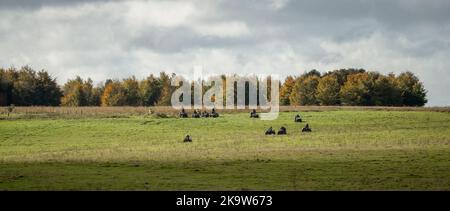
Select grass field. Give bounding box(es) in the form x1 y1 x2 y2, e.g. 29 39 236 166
0 108 449 190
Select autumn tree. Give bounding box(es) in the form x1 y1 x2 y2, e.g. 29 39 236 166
340 72 371 106
101 80 127 106
280 76 295 105
323 68 366 86
61 77 87 106
290 74 320 105
0 66 428 107
61 76 99 106
316 74 340 105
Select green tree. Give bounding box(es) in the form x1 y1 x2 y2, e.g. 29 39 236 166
140 74 162 106
11 66 37 106
34 70 62 106
1 67 62 106
371 73 401 106
304 69 321 78
83 78 94 106
122 76 141 106
156 72 174 106
396 72 427 106
90 86 103 106
0 68 13 106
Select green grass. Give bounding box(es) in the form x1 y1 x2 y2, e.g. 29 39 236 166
0 110 449 190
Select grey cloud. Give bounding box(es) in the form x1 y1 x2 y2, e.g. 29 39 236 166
126 26 258 53
0 0 449 105
0 0 112 10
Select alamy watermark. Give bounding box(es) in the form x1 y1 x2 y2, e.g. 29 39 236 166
171 66 279 120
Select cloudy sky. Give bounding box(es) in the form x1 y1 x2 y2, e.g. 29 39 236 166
1 0 449 106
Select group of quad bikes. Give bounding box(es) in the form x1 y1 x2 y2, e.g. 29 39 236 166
179 108 219 118
250 109 312 135
183 109 312 142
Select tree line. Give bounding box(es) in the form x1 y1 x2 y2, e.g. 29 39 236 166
280 69 427 106
0 66 427 107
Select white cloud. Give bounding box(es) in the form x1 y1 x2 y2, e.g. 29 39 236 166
124 1 197 28
193 21 251 38
268 0 290 10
